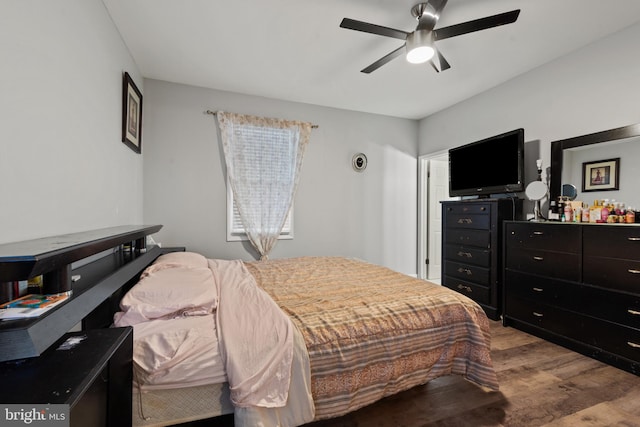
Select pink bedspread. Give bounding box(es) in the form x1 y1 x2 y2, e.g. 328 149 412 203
210 258 294 408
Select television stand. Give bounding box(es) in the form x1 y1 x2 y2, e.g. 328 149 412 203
441 198 521 319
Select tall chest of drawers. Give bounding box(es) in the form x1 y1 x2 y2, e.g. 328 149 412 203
441 198 520 320
503 221 640 374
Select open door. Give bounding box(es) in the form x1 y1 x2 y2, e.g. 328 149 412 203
418 152 453 282
427 158 451 281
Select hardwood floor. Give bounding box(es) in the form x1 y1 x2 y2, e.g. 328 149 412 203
305 320 640 427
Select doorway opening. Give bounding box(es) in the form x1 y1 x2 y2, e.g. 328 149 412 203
418 151 455 283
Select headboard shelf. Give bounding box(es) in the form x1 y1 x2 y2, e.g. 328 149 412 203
0 225 162 295
0 225 164 362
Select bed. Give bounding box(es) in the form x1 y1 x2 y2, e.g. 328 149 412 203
114 252 499 427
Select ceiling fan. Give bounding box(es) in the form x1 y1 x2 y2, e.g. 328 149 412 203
339 0 520 73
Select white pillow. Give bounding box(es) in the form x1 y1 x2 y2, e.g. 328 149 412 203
115 266 217 326
141 251 209 277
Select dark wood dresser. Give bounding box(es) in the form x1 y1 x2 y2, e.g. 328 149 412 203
503 221 640 374
441 198 520 320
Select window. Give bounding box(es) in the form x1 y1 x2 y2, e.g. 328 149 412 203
227 179 293 241
224 124 297 242
216 111 311 259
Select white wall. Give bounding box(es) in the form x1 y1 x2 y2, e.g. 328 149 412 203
0 0 144 244
142 79 418 274
418 22 640 201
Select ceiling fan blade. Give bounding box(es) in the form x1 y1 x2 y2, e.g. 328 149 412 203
434 9 520 41
340 18 409 40
361 45 405 74
430 49 451 73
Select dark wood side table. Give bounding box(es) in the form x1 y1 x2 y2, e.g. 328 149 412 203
0 327 133 427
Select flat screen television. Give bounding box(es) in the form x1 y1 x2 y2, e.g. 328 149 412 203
448 128 525 197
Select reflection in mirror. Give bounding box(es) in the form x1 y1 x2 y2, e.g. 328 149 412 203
561 135 640 206
561 183 577 201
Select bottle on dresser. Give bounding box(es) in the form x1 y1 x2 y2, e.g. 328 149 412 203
563 203 573 222
581 204 590 222
589 200 602 223
601 199 610 223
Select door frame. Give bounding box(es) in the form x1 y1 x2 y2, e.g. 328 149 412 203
417 150 450 280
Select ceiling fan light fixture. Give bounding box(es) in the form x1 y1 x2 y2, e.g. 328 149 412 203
406 45 435 64
405 30 434 64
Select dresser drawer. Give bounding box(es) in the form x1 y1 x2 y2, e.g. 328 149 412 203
445 229 490 248
505 270 567 305
583 256 640 294
445 213 490 230
444 261 490 286
584 225 640 260
582 286 640 330
505 249 581 281
504 294 582 337
443 276 490 305
506 271 640 329
443 203 491 216
583 317 640 363
505 222 580 253
444 244 490 267
507 294 640 363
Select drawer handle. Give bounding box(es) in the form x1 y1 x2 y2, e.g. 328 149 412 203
457 268 472 275
627 342 640 349
627 237 640 241
628 269 640 274
532 312 544 318
457 284 472 293
457 218 472 224
532 287 544 292
533 256 544 261
628 309 640 316
533 231 544 235
457 251 472 258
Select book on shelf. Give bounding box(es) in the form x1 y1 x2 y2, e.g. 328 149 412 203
0 293 69 320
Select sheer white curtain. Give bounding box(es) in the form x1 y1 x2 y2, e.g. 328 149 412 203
216 111 312 260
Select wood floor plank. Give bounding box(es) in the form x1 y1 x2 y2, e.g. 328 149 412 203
542 402 640 427
610 383 640 417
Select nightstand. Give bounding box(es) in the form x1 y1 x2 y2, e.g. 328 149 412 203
0 327 132 427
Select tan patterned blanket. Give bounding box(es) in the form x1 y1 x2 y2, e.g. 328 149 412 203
245 256 499 421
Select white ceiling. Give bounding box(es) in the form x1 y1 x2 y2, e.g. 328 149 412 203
102 0 640 120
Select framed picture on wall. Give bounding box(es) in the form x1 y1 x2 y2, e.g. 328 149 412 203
122 72 142 153
582 158 619 192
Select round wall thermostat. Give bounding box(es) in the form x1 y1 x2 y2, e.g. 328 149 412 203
352 153 368 172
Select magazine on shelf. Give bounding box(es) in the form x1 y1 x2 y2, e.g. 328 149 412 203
0 293 69 320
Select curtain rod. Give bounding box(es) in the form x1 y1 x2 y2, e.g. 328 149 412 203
206 110 318 128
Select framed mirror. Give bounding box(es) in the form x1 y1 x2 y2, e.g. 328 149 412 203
550 123 640 203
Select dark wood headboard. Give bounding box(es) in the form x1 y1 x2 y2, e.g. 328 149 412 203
0 225 177 362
